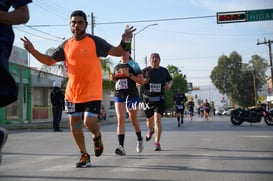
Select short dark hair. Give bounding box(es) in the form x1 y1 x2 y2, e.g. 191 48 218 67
71 10 87 22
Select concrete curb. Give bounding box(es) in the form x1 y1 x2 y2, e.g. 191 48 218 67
4 117 146 130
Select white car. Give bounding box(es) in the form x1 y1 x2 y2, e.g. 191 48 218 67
222 108 234 116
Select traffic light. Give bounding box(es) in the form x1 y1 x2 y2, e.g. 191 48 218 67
217 11 247 24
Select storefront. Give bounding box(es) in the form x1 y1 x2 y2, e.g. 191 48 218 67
0 46 66 125
0 46 31 124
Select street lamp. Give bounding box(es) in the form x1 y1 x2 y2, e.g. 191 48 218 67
133 23 157 60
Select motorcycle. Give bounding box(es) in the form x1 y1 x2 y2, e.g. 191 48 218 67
230 106 273 126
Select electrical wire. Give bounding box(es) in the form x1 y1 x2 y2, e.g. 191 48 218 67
95 15 216 25
38 0 70 16
24 25 65 40
33 1 67 20
23 15 215 27
14 27 63 42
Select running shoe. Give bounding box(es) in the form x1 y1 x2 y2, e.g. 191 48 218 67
145 128 154 141
178 123 180 127
154 142 161 151
136 140 144 153
115 145 126 156
76 152 91 168
93 133 104 157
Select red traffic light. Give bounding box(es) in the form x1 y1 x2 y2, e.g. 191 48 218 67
217 11 247 24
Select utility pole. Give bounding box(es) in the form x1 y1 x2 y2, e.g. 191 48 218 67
257 38 273 91
91 12 94 35
251 70 257 106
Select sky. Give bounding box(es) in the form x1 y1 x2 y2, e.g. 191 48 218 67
12 0 273 88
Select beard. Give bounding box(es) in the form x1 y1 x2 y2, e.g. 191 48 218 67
72 28 85 37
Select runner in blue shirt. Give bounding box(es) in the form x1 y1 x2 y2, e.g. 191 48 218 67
110 50 144 155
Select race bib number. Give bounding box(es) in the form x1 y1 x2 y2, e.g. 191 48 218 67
65 99 75 113
116 79 128 90
176 105 184 109
149 83 161 93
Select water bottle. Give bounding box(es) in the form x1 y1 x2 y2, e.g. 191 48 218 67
124 24 131 43
123 24 131 51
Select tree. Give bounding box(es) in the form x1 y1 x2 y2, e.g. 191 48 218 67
210 51 268 107
166 65 188 111
39 48 64 76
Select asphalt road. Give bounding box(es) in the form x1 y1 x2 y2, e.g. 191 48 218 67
1 115 273 181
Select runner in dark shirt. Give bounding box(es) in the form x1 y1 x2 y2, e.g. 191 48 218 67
173 88 187 127
188 97 195 121
142 53 173 151
203 99 211 120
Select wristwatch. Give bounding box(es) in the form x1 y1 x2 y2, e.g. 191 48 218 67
129 73 133 78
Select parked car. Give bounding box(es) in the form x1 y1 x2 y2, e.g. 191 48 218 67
215 108 224 116
222 108 234 116
108 105 129 118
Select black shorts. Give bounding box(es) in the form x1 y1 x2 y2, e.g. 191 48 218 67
175 105 185 114
176 108 184 114
205 108 210 113
65 100 101 116
144 100 165 118
0 67 18 107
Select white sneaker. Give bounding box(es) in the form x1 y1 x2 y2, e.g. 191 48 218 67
136 140 144 153
115 145 126 156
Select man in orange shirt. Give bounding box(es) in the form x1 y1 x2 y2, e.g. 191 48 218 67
21 10 135 168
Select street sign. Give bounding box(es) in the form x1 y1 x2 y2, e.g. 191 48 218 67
247 9 273 22
217 8 273 24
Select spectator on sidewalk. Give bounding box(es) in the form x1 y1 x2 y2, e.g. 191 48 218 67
50 80 64 132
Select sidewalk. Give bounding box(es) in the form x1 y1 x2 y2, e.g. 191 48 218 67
4 116 146 130
3 118 116 131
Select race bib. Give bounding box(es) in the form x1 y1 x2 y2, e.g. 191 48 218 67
176 105 184 109
115 79 128 90
65 99 75 113
149 83 161 92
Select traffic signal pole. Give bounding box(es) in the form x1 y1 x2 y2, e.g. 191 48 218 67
257 39 273 90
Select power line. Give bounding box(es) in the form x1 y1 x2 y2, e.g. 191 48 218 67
21 24 68 28
95 15 215 25
40 0 70 16
26 15 215 27
14 27 62 42
33 1 67 20
24 25 65 40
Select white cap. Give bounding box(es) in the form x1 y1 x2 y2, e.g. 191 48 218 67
53 80 61 88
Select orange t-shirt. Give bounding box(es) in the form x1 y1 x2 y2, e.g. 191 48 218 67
52 35 112 103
